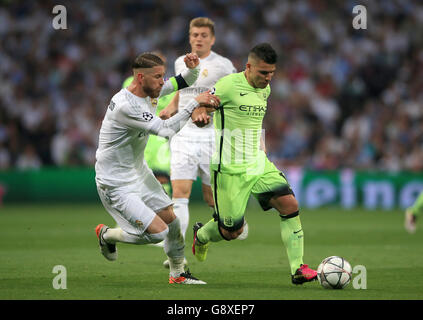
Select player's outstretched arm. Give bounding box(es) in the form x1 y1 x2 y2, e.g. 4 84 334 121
151 91 219 137
116 92 219 139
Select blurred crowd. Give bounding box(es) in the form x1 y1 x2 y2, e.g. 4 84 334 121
0 0 422 171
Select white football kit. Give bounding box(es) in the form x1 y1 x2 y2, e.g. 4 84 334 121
170 51 236 184
95 69 199 236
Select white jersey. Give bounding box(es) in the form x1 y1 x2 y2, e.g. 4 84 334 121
95 72 200 188
95 89 154 187
175 51 236 139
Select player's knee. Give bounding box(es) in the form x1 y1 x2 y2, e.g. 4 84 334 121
147 227 169 244
276 195 299 215
171 181 192 199
287 199 299 213
157 205 176 225
172 189 191 199
220 226 244 241
230 228 245 240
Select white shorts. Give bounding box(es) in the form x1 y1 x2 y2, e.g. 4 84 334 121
170 134 215 186
96 168 172 236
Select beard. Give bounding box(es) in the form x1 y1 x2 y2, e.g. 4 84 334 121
143 85 161 98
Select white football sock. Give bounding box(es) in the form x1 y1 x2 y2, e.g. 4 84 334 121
172 198 190 239
168 257 186 277
103 227 125 244
164 217 185 276
104 227 168 245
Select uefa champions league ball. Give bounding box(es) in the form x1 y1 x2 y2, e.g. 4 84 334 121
317 256 352 289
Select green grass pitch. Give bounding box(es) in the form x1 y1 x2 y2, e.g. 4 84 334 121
1 202 422 300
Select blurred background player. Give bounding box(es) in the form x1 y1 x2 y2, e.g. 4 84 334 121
405 190 423 233
192 43 318 285
95 51 220 284
159 17 248 268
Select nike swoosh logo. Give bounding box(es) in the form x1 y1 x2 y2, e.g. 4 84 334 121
293 229 302 234
240 93 248 96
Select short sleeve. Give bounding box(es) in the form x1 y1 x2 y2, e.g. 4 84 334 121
212 75 232 106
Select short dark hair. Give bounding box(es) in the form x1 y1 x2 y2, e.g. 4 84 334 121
132 52 164 69
249 43 277 64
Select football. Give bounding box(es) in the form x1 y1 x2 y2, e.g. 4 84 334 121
317 256 352 289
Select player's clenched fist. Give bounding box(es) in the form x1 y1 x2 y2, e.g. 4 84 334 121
184 52 200 69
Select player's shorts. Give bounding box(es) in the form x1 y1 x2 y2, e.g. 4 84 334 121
96 168 172 236
211 157 294 231
170 134 215 186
